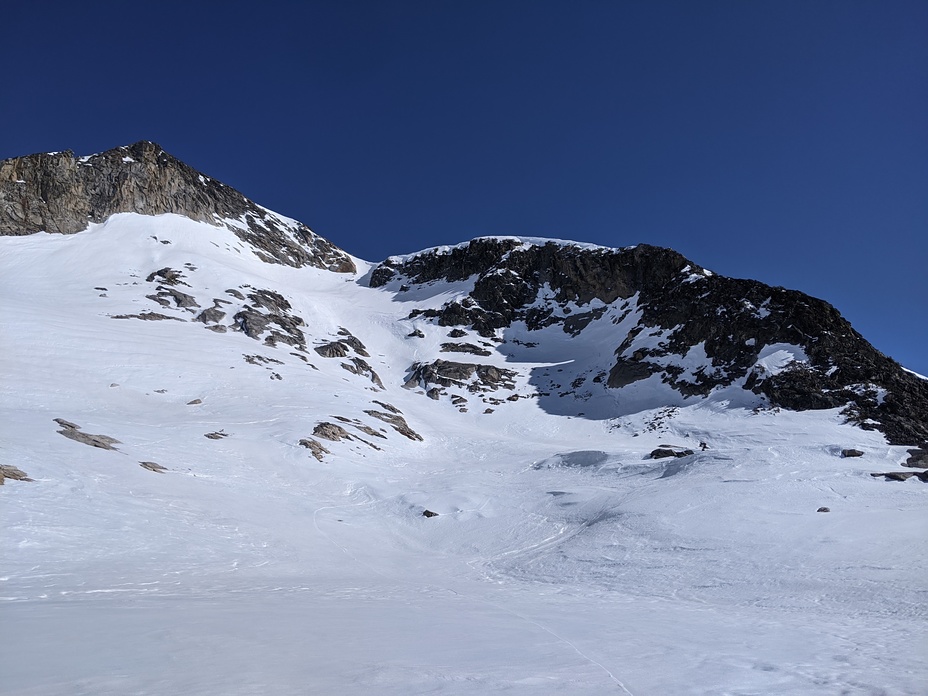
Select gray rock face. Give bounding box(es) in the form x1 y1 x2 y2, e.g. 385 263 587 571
0 141 355 272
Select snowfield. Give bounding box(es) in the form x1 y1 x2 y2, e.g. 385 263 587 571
1 215 925 695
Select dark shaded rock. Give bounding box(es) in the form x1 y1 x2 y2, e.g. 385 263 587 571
225 288 245 300
204 431 228 440
146 267 188 286
243 354 284 366
139 461 167 473
233 290 305 347
448 328 467 338
440 342 492 357
186 399 202 405
0 142 355 272
0 465 34 484
650 447 694 459
372 400 402 414
841 449 864 458
422 509 439 518
364 410 424 441
340 358 385 389
112 312 185 321
373 238 928 446
336 328 370 357
313 422 352 442
404 359 517 393
195 305 226 324
151 287 198 309
870 471 919 482
407 329 425 338
817 507 830 512
904 448 928 468
299 438 330 461
315 341 349 358
427 388 442 400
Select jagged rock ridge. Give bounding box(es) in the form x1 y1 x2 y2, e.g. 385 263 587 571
0 141 354 272
372 238 928 446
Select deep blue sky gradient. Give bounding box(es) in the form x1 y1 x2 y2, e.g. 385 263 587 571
3 1 926 373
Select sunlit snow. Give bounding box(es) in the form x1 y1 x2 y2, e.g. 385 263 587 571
1 214 924 695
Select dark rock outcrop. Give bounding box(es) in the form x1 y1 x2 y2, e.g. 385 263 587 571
372 238 928 446
364 410 423 441
0 141 355 272
404 359 517 394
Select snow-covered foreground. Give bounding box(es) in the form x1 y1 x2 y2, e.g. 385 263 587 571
2 216 925 694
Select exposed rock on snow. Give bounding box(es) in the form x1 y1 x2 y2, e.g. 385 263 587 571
313 422 352 442
298 438 330 461
649 447 695 459
112 312 186 322
0 465 34 484
234 290 306 347
314 341 349 358
841 449 864 458
139 461 167 473
340 358 385 389
363 410 423 441
404 360 517 394
870 471 928 482
54 418 120 450
440 342 492 357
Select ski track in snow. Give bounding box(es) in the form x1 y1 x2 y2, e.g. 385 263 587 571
1 215 925 695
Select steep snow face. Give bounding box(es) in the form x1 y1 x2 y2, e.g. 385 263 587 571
1 213 926 695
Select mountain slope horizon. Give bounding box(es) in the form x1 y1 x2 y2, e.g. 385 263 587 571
1 141 925 695
3 141 926 447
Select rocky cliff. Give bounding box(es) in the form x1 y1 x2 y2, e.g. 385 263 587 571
0 141 354 272
371 238 928 446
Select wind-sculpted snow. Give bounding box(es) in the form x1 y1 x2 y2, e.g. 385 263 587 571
1 177 927 693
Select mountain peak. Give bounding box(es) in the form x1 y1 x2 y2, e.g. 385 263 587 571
0 142 355 273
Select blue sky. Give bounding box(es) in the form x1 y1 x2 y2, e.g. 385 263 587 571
3 1 926 374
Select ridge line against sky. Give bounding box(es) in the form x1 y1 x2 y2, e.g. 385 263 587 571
2 0 925 374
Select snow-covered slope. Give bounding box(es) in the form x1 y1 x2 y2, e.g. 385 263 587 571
1 152 926 694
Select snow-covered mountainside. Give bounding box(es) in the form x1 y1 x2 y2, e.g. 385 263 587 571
2 144 926 695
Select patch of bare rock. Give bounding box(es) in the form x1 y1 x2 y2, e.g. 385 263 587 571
55 418 121 450
139 461 168 473
649 446 694 459
299 438 331 461
364 410 424 441
0 465 34 484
